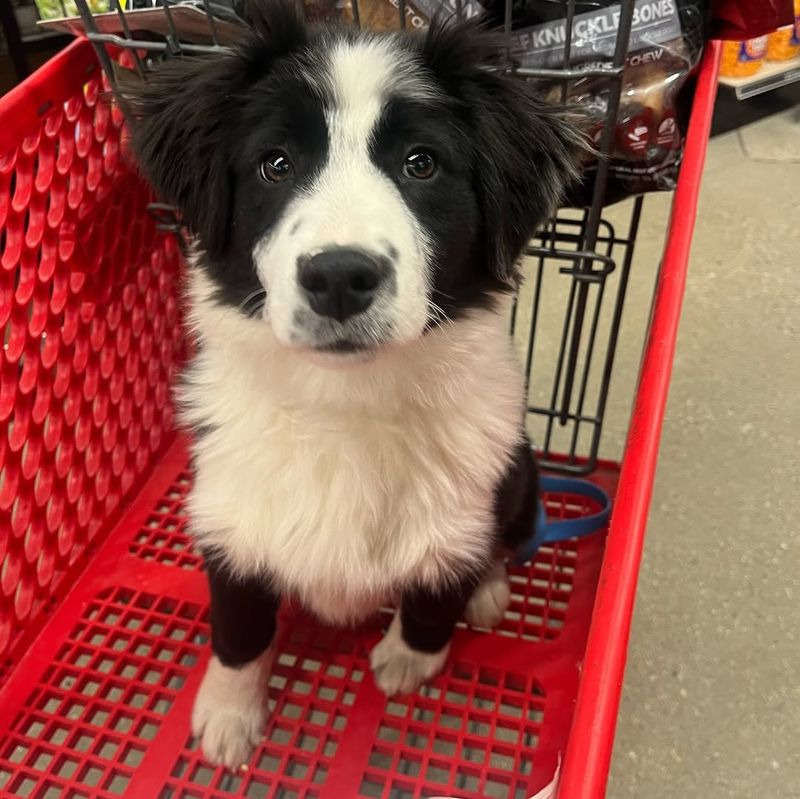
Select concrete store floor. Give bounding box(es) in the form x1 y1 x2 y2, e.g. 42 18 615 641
600 108 800 797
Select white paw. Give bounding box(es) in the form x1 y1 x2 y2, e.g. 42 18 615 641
192 653 270 769
370 614 449 696
465 561 511 629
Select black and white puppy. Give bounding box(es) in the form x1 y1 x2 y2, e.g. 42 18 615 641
124 1 582 768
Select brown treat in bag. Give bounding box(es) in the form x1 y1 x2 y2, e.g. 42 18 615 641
356 0 402 31
302 0 354 23
355 0 432 31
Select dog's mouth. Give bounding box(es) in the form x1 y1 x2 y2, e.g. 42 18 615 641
315 339 372 354
303 336 385 366
293 312 396 358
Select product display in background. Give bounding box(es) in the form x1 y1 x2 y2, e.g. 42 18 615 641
35 0 109 20
482 0 709 205
710 0 794 39
766 0 800 60
719 36 767 76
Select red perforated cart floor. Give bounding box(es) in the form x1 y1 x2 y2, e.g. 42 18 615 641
0 436 617 799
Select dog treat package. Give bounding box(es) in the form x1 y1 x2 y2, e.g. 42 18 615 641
480 0 709 206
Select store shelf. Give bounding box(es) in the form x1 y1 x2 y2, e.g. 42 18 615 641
719 55 800 99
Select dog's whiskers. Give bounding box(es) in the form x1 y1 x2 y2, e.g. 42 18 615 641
238 288 267 319
432 289 456 302
427 300 454 329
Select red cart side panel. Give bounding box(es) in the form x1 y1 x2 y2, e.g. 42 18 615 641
0 40 185 675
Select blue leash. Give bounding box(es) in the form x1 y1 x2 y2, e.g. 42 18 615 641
513 475 613 565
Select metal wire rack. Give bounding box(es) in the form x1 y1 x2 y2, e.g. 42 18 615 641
69 0 642 474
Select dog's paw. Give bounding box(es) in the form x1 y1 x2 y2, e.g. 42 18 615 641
192 654 270 769
370 615 449 696
192 700 266 769
465 561 511 629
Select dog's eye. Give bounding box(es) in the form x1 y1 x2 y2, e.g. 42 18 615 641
403 151 436 180
260 151 293 183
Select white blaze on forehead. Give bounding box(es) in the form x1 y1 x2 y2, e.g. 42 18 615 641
326 41 389 164
288 37 435 265
310 37 438 235
327 37 438 125
330 40 389 121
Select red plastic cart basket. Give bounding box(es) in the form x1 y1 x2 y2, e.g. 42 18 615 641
0 37 720 799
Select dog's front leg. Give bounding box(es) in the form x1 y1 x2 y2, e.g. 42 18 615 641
192 557 280 768
370 579 473 696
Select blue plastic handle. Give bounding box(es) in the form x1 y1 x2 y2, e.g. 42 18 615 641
512 475 612 565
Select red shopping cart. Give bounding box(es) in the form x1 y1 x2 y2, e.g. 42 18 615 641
0 5 721 797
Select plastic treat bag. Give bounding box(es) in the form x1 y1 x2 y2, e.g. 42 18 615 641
481 0 709 206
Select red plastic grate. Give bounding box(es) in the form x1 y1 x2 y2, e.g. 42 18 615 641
165 622 368 799
0 586 206 798
362 664 545 799
0 41 185 674
128 471 199 570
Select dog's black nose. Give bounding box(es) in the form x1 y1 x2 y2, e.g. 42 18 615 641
299 248 384 322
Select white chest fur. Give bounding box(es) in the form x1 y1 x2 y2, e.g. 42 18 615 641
183 274 525 625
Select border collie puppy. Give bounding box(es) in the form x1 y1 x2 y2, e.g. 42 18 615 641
124 0 582 768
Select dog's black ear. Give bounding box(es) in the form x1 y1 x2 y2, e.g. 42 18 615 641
469 79 586 284
119 1 307 257
119 56 247 257
423 18 587 285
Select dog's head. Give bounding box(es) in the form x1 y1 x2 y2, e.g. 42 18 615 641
124 2 583 359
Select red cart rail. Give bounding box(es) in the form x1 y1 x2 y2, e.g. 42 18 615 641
558 39 722 799
0 38 719 799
